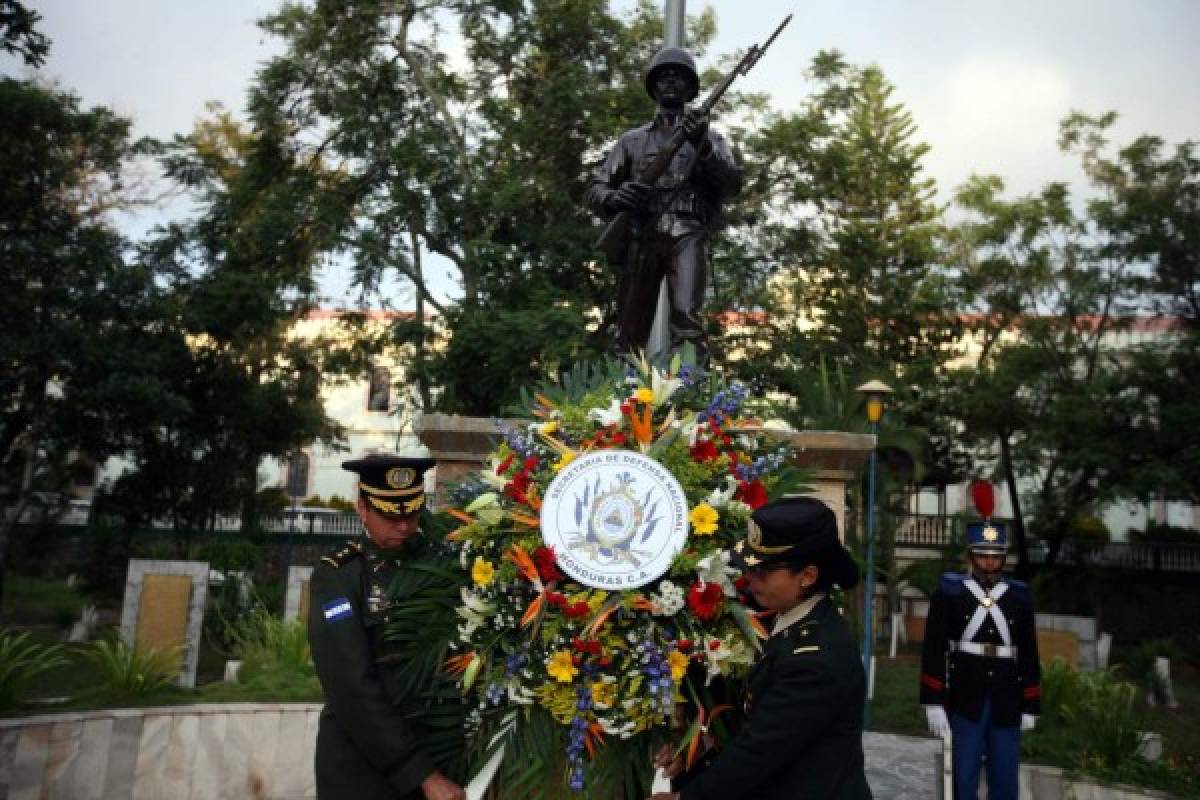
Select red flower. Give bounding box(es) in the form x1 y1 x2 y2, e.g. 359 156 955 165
523 455 540 471
496 453 515 475
546 591 568 608
565 601 592 619
620 402 633 416
733 576 749 591
736 479 768 509
686 581 724 621
533 545 563 583
689 438 720 464
708 639 723 651
572 638 602 655
676 639 693 653
612 432 627 446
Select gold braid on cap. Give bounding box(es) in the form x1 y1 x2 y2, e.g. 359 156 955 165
367 494 425 516
746 518 793 555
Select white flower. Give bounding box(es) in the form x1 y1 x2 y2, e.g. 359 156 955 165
677 418 701 447
480 456 509 490
705 476 739 509
695 551 740 598
650 367 683 405
649 581 685 616
588 398 625 427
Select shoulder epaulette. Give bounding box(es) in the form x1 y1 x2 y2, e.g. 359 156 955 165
1004 577 1030 601
321 541 363 569
938 572 965 595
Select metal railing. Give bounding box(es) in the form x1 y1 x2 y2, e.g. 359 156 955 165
1029 539 1200 573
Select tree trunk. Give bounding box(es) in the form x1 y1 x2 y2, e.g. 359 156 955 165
999 432 1032 578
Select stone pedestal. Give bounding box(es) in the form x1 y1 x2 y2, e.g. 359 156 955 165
765 429 876 542
416 415 875 539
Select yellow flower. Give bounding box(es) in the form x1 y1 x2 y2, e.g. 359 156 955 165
668 650 689 682
553 450 576 472
471 557 495 586
547 650 579 683
689 503 719 536
540 420 559 435
587 591 608 612
591 679 617 708
634 387 655 404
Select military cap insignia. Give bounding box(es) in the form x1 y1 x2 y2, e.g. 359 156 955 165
746 518 793 555
386 467 416 489
983 526 1000 542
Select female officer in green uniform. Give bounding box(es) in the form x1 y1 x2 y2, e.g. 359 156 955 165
308 451 466 800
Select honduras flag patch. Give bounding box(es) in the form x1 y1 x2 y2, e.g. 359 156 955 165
323 597 353 622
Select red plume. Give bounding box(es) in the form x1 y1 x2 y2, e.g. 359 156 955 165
969 479 995 519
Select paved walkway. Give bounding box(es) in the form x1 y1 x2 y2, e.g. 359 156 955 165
865 731 941 799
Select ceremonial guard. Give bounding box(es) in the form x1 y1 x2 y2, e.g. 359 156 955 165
919 486 1042 800
653 498 873 800
308 450 466 800
585 47 743 362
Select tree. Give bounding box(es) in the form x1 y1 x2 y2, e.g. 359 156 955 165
0 0 49 67
108 107 350 543
251 0 730 413
942 162 1145 570
0 78 165 592
729 55 961 411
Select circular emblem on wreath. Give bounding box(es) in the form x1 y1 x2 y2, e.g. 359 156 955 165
540 450 689 589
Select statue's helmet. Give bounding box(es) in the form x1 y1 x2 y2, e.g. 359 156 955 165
643 47 699 101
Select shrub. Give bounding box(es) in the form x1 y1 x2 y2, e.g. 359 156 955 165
200 538 261 573
225 608 316 693
1067 515 1110 542
84 639 181 698
0 631 69 711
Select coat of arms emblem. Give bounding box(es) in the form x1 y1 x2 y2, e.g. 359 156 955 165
540 451 689 588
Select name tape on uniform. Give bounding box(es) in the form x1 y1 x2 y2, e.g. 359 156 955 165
323 598 353 622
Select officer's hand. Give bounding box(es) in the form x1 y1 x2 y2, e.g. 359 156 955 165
682 108 709 145
420 770 466 800
607 181 651 212
653 742 684 779
1020 714 1038 732
925 705 951 737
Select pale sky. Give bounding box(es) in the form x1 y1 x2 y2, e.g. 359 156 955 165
7 0 1199 305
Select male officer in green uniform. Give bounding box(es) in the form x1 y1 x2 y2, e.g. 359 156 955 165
308 450 466 800
919 521 1041 800
652 497 873 800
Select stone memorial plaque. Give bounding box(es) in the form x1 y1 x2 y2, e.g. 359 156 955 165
135 575 192 672
119 560 209 687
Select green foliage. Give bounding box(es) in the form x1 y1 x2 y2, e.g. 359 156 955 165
199 538 261 572
0 630 68 711
82 639 181 699
1 575 85 625
0 0 49 67
1022 660 1197 794
1066 515 1110 542
225 608 316 694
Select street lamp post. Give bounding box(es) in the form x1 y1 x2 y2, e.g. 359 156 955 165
856 379 893 725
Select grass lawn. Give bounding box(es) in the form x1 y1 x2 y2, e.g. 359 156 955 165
1 574 86 627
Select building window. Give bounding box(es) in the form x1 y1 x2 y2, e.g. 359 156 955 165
367 365 392 412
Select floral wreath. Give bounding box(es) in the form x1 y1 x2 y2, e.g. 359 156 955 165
427 354 806 795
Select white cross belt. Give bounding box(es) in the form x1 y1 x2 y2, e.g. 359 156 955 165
961 578 1012 647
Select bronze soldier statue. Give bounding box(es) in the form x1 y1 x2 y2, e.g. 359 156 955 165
586 47 744 362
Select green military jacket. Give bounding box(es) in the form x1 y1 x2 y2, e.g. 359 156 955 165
308 538 438 800
681 596 874 800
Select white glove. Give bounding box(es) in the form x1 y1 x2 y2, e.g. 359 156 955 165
1020 714 1037 731
925 705 951 737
